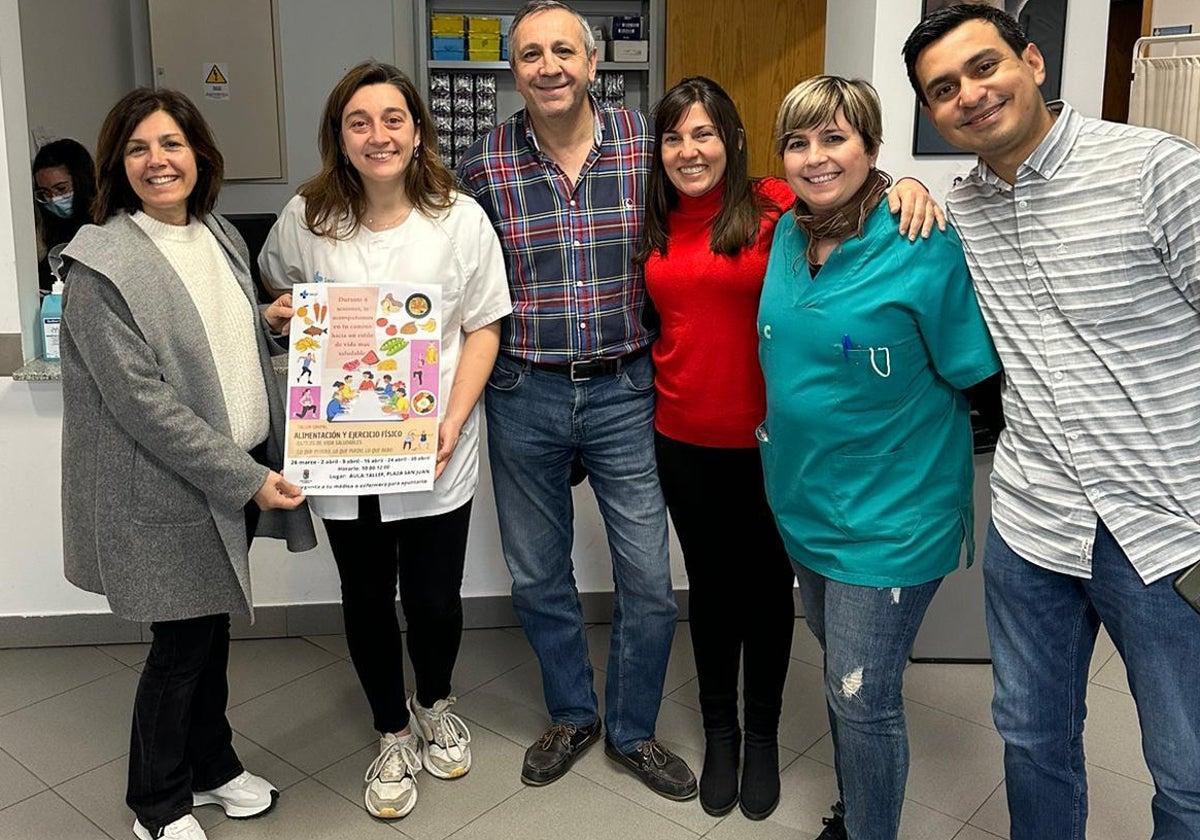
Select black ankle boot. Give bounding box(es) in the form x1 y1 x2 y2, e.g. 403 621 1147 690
699 725 740 816
739 732 780 820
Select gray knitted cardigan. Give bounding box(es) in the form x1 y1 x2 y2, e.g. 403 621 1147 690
60 212 316 622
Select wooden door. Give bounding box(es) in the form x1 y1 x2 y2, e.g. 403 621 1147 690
665 0 826 177
1103 0 1145 123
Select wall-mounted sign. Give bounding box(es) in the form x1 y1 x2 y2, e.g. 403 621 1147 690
203 63 230 100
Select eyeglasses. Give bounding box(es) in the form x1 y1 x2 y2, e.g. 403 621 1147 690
34 181 72 203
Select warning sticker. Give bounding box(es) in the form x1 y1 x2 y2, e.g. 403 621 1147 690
203 63 230 100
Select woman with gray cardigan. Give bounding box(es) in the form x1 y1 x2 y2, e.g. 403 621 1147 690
59 88 316 840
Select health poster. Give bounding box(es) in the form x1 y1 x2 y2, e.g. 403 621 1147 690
283 283 442 495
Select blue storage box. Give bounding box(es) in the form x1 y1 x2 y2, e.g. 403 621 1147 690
432 36 465 60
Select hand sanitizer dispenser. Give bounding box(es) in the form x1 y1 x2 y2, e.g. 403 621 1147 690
41 279 64 362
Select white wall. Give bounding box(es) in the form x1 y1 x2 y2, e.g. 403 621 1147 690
0 0 38 351
827 0 1111 203
1150 0 1200 55
1152 0 1200 31
0 376 654 617
824 0 877 80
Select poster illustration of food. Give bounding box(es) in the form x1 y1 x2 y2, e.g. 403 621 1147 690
283 282 442 495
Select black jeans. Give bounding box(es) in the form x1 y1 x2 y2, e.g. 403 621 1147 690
127 613 243 833
323 496 472 734
655 433 795 736
126 503 260 833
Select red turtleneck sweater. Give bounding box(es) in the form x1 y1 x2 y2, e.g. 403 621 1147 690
644 177 794 448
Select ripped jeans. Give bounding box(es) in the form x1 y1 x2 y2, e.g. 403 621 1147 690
795 563 942 840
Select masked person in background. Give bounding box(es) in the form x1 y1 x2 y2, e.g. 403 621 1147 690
32 138 96 293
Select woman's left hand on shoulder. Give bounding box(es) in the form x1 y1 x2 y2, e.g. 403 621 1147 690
889 178 947 242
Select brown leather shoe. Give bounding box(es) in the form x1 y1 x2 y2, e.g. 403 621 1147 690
604 738 698 801
520 720 602 786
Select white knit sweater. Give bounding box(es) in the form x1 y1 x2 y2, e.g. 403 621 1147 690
133 212 270 450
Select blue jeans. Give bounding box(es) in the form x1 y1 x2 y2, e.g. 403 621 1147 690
795 563 942 840
984 520 1200 840
485 352 676 753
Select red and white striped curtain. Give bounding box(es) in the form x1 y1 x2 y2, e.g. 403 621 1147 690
1129 56 1200 146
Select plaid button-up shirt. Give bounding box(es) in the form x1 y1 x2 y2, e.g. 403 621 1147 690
457 98 657 363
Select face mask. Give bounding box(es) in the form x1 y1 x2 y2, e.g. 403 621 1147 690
44 192 74 219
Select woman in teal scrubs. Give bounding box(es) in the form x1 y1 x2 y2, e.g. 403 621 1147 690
757 76 1001 840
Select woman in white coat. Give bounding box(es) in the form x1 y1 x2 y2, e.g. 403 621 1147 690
260 61 511 821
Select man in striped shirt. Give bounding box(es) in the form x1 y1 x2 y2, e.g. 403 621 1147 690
905 5 1200 838
457 0 696 801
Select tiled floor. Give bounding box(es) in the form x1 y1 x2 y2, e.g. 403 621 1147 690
0 622 1152 840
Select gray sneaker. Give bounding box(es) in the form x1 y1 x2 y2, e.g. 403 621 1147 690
409 695 472 779
363 732 421 819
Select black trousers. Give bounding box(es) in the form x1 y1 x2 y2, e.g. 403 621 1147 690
126 504 261 833
127 613 242 832
655 433 796 735
323 495 472 734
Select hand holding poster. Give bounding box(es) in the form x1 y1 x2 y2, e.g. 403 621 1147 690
283 282 442 494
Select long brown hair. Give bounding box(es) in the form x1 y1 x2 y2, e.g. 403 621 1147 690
92 88 224 223
636 76 765 264
300 61 453 239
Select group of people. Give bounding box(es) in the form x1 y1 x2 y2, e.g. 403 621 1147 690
53 2 1198 840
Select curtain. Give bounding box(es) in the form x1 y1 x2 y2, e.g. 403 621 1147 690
1129 56 1200 146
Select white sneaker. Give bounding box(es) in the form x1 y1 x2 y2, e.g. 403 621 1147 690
192 770 278 818
364 732 421 819
409 695 472 779
132 813 207 840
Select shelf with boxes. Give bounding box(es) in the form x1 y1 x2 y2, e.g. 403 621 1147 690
413 0 665 168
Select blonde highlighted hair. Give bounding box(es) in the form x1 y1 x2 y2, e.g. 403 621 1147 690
774 76 883 157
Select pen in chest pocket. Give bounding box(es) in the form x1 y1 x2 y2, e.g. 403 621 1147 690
836 334 891 378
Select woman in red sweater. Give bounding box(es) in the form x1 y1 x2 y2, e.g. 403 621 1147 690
637 76 941 825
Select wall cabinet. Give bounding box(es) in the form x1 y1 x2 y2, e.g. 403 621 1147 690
148 0 286 181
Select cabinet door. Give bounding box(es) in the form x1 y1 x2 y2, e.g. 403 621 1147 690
666 0 825 178
148 0 285 180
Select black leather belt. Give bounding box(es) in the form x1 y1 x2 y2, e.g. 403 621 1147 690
527 345 650 382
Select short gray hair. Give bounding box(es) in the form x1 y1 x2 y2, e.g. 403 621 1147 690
508 0 597 66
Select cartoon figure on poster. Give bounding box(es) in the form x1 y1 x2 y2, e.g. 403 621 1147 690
283 282 442 494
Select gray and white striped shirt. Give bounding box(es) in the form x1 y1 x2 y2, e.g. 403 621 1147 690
948 102 1200 584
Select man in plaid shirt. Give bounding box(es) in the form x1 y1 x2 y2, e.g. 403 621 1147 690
458 0 696 802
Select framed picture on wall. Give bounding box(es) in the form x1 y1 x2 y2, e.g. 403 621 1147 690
913 0 1068 155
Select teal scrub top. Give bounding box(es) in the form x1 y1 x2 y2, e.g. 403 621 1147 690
757 201 1001 588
